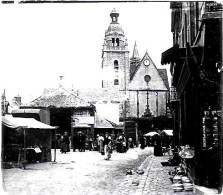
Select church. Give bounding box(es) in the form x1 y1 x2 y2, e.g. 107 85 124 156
100 8 169 122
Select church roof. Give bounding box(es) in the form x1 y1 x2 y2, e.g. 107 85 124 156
130 52 149 81
130 51 169 90
25 86 93 108
157 69 169 90
111 8 119 15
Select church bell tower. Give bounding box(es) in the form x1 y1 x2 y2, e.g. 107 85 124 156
101 8 130 92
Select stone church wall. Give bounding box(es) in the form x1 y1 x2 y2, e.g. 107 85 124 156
128 91 167 118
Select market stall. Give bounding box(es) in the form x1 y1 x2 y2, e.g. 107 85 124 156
2 115 57 168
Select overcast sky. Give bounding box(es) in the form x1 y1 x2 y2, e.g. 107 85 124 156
0 2 172 103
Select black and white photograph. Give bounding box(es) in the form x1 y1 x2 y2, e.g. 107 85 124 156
0 0 222 195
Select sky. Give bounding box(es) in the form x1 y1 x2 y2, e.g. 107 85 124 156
0 2 172 104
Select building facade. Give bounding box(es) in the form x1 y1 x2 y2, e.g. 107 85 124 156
161 1 222 192
129 51 169 118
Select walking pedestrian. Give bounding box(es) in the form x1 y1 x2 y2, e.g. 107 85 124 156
104 132 112 160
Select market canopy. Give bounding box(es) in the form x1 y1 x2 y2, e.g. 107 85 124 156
160 130 173 136
2 115 56 129
144 131 159 137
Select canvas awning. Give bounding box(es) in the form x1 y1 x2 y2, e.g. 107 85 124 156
72 124 91 128
2 115 56 129
160 130 173 136
161 44 185 65
144 131 159 137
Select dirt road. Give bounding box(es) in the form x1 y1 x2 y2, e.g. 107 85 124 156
1 147 153 195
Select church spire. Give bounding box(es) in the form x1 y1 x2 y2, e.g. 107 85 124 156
130 41 141 78
132 41 140 59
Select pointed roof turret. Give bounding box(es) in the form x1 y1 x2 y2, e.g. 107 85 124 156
130 41 141 78
132 41 140 59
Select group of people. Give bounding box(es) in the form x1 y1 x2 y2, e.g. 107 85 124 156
115 133 128 153
96 132 129 153
58 131 137 160
72 131 86 152
58 131 168 160
59 131 86 153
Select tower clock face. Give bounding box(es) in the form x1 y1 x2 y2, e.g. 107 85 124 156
144 59 150 66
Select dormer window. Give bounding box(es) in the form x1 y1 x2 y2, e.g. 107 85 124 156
114 79 119 85
114 60 119 70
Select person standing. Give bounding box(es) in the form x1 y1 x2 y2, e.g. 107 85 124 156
128 137 134 149
104 132 112 160
60 133 68 154
154 134 163 156
116 133 122 153
63 132 70 152
98 134 104 154
78 132 86 152
140 135 145 149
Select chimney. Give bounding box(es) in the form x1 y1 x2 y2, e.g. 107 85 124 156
59 76 63 87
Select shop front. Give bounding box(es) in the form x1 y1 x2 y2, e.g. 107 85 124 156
161 2 222 192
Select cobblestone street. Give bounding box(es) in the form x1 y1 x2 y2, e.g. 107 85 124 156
112 154 194 195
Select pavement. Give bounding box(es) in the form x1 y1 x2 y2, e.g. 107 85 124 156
113 150 219 195
136 155 193 195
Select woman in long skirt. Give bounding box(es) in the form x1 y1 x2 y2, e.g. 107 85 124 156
104 132 112 160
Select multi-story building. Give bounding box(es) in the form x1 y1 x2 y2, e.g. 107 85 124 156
161 1 222 192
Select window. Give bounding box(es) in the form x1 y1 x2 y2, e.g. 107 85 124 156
116 38 119 46
114 79 119 85
114 60 118 70
112 38 115 46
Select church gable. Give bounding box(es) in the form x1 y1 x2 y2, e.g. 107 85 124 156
129 52 167 91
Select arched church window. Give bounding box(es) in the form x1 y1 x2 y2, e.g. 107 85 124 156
114 79 119 85
112 38 115 46
112 17 116 22
116 38 119 46
114 60 119 70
